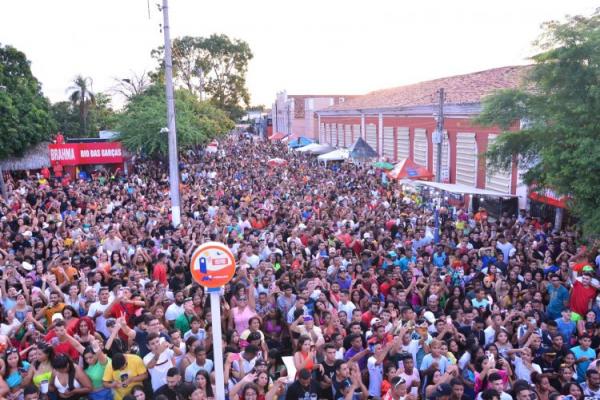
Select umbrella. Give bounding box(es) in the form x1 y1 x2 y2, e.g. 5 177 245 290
268 132 287 141
372 161 395 170
266 158 288 167
387 158 433 180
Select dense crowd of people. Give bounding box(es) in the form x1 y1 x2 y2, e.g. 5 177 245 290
0 132 597 400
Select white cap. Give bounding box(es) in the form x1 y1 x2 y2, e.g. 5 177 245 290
51 313 64 322
21 262 33 271
423 311 436 325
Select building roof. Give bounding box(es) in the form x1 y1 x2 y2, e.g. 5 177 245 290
0 141 51 171
287 94 358 118
327 65 531 112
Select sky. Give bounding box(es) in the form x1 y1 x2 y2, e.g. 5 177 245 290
1 0 598 109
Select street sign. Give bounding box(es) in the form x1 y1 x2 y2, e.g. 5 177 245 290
189 242 236 288
189 241 236 400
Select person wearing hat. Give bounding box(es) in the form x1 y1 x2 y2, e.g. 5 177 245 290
290 314 324 347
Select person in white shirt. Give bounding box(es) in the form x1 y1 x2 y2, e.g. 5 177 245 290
143 333 175 391
165 291 185 323
336 290 356 317
87 287 112 339
367 340 395 397
184 346 214 383
399 355 421 396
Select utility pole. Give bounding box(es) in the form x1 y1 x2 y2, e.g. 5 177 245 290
161 0 181 227
433 88 445 244
287 101 291 136
434 88 445 183
0 86 7 200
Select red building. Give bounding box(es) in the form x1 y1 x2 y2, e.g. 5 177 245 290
316 66 529 197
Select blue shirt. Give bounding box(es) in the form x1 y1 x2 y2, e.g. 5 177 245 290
571 345 595 382
433 252 447 268
546 284 569 318
555 318 576 343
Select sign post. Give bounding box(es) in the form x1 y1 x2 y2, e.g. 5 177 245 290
190 242 236 400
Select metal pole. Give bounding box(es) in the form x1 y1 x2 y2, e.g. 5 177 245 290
287 102 291 136
0 86 8 200
209 289 225 400
162 0 181 227
435 88 445 183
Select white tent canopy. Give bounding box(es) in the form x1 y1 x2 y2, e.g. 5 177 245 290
317 148 350 162
407 180 517 198
295 143 335 155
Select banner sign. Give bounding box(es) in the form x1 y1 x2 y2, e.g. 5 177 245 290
49 142 124 166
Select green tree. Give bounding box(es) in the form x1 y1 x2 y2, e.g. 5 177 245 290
88 92 118 132
152 34 253 119
51 92 117 137
117 85 234 158
50 101 80 135
67 75 96 135
0 43 55 159
476 11 600 236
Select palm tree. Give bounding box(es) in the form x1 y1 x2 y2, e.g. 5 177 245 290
67 75 96 135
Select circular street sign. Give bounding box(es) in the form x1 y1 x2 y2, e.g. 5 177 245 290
189 241 236 288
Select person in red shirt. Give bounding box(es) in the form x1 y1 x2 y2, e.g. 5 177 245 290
45 318 84 362
569 272 598 321
41 166 50 180
361 298 381 326
53 161 63 179
103 286 144 331
152 254 169 285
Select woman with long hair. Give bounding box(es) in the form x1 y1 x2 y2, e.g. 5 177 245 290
180 337 200 376
561 382 584 400
532 372 555 400
27 342 54 395
50 353 92 400
292 335 315 375
2 347 30 397
194 369 214 399
229 288 257 334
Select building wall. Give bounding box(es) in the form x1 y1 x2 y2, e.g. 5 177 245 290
319 114 518 194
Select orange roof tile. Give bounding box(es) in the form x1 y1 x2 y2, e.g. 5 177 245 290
327 65 531 111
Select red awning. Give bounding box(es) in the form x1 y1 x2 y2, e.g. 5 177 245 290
529 190 569 209
268 132 287 141
387 158 434 180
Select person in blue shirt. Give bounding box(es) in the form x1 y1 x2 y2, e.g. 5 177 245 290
546 274 570 319
571 333 596 383
432 245 447 268
398 249 416 272
555 309 577 344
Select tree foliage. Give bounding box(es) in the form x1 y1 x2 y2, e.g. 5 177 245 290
475 10 600 235
151 34 253 120
67 75 96 135
116 85 234 158
52 92 117 137
0 43 55 159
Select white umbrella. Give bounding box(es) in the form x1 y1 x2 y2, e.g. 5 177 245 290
317 148 350 161
296 143 335 155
